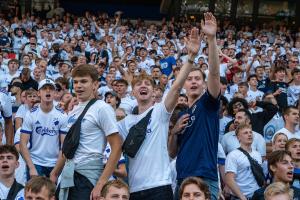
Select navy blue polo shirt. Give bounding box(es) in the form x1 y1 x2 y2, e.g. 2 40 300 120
176 91 220 181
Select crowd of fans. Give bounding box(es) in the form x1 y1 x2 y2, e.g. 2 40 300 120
0 6 299 200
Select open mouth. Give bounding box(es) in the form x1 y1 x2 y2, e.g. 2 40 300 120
190 86 198 90
45 94 51 98
1 165 9 169
139 90 148 96
287 171 293 178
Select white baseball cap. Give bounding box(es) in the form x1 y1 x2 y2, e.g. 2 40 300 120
38 79 56 90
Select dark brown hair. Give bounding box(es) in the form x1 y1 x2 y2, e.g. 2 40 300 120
71 64 98 81
0 145 19 160
25 176 56 198
179 177 210 200
267 150 292 177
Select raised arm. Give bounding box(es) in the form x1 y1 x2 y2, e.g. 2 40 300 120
164 27 201 112
201 13 220 98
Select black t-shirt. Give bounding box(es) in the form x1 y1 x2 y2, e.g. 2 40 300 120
269 81 288 110
257 78 270 93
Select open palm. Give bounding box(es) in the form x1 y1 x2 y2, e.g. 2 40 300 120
201 12 217 37
186 27 200 57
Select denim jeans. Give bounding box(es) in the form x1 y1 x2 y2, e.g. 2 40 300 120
130 185 173 200
26 164 53 180
174 177 219 200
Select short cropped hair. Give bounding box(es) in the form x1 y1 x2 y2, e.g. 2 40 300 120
189 67 206 80
25 88 38 96
71 64 98 81
179 177 210 200
235 123 252 136
283 106 298 116
0 145 19 160
25 176 56 198
264 182 293 200
101 179 129 198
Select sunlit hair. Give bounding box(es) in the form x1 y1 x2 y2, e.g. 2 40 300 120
264 182 293 200
131 71 154 88
101 179 129 198
235 123 252 136
272 132 288 144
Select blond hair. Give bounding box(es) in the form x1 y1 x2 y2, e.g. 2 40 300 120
264 182 293 200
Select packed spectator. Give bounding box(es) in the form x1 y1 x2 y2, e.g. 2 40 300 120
0 5 300 200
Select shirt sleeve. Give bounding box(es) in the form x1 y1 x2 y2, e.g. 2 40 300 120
156 102 172 123
1 94 12 118
202 90 220 112
14 128 21 145
15 105 25 119
98 103 119 136
254 133 266 157
225 151 238 174
20 111 33 134
117 119 127 141
59 114 69 134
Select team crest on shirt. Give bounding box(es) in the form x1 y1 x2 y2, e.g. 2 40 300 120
53 118 59 126
186 115 195 128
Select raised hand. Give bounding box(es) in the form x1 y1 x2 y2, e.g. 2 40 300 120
201 12 217 38
185 27 201 58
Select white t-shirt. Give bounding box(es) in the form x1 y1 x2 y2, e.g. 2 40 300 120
225 149 262 198
220 63 228 77
0 72 19 89
0 182 24 200
118 102 172 192
21 105 68 167
287 85 300 106
14 128 27 186
272 127 300 141
247 89 264 101
119 96 137 115
219 116 232 141
221 131 266 156
67 100 118 164
0 89 13 119
15 104 29 119
98 86 113 99
138 58 155 75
